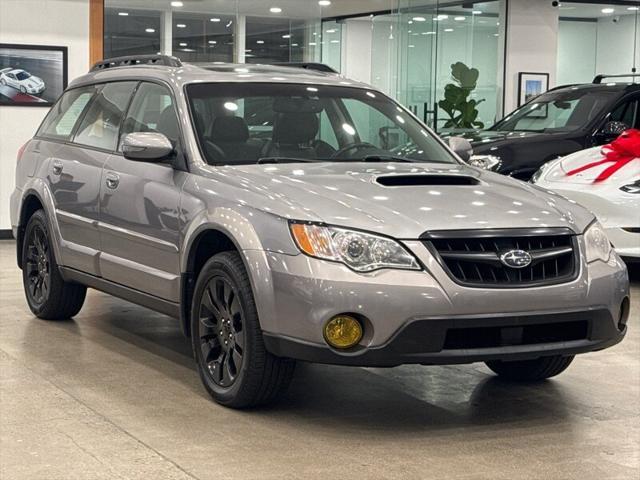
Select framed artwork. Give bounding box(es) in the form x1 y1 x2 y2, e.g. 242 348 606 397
517 72 549 107
0 43 68 107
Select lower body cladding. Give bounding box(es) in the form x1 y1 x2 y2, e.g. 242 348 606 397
245 239 629 367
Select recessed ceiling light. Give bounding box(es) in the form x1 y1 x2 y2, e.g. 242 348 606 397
256 40 264 44
444 28 454 32
326 29 336 33
318 0 331 5
426 31 436 35
179 42 187 46
176 23 186 28
145 28 155 33
282 34 291 38
118 12 128 16
330 39 340 43
208 40 216 44
170 1 183 7
309 42 317 46
412 16 426 22
270 7 282 13
627 6 639 10
601 7 614 13
472 10 482 15
454 16 465 21
436 14 448 20
408 44 415 48
210 17 221 22
493 33 499 36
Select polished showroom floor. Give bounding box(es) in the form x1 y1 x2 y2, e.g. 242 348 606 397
0 240 638 480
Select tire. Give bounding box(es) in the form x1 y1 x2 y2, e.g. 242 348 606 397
20 85 26 93
0 78 5 85
191 251 296 408
486 355 574 381
22 209 86 320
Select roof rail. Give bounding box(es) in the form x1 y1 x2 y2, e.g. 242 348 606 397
593 73 639 84
272 62 338 74
90 55 182 72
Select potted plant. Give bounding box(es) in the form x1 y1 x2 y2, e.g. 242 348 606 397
438 62 485 130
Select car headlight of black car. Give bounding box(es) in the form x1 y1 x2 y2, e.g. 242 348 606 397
467 154 501 171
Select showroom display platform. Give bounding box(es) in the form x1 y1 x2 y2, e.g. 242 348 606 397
0 240 638 480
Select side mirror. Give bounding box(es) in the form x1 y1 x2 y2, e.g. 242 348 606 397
447 136 473 162
122 132 173 162
599 121 628 139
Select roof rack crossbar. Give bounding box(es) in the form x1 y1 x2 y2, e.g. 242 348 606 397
593 73 640 84
90 55 182 72
271 62 338 74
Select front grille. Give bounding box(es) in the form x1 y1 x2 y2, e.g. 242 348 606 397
422 228 578 288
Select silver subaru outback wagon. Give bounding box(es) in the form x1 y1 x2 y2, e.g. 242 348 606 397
10 55 629 408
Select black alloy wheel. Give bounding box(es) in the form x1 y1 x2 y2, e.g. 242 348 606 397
25 224 51 306
197 275 245 387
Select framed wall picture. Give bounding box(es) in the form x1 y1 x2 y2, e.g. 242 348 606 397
517 72 549 107
0 43 68 107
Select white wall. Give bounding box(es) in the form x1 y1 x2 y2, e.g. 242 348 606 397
557 20 597 85
595 13 640 76
341 18 372 84
503 0 558 115
0 0 90 230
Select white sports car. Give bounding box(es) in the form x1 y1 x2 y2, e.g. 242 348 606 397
532 135 640 260
0 68 45 95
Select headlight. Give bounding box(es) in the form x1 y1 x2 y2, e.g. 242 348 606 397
620 180 640 194
467 154 501 171
289 222 420 272
584 221 612 263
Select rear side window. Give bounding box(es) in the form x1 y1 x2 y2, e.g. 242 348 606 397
38 86 96 140
120 82 179 147
74 81 137 151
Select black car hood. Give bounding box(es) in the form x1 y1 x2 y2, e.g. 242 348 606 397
450 129 546 146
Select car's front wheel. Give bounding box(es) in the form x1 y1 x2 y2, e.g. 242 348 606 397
191 251 296 408
20 85 26 93
22 210 86 319
485 355 574 381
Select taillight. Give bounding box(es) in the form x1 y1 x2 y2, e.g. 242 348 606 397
17 142 28 162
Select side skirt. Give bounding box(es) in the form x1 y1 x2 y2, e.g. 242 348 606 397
59 266 181 319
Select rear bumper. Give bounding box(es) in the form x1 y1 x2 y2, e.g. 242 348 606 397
264 307 628 367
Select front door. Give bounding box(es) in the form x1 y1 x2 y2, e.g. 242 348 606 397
98 81 184 302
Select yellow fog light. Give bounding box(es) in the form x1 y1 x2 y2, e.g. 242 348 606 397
324 315 363 349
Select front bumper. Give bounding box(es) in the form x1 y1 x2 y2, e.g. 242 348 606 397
606 227 640 259
247 238 629 367
264 307 627 367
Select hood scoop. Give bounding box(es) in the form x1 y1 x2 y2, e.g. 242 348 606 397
376 175 479 187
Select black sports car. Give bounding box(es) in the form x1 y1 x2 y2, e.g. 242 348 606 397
454 76 640 180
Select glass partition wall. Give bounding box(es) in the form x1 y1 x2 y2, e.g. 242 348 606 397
104 0 506 133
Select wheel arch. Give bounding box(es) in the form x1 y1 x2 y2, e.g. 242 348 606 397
180 226 247 338
16 190 46 269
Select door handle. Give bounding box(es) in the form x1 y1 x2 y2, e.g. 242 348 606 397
105 172 120 190
52 160 63 175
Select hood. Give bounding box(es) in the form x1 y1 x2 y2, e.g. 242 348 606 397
443 129 545 145
202 162 594 238
27 76 43 87
542 146 640 185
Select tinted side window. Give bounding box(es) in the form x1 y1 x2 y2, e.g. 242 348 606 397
120 82 179 148
74 82 137 151
38 86 96 140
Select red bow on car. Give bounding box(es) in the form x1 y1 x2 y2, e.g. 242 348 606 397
566 129 640 182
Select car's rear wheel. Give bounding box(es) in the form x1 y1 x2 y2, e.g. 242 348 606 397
485 355 574 381
0 78 5 85
191 251 296 408
22 210 86 319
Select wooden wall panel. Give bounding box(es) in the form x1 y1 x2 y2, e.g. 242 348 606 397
89 0 104 66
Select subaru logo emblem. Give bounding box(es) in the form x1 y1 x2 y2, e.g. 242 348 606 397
500 249 532 269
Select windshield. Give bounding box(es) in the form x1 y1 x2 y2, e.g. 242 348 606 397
186 83 457 165
15 71 31 81
491 89 617 133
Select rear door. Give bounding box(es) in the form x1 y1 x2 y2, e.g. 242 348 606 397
39 84 106 275
98 81 184 302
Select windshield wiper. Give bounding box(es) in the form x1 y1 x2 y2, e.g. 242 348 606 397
257 157 318 164
359 155 415 163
